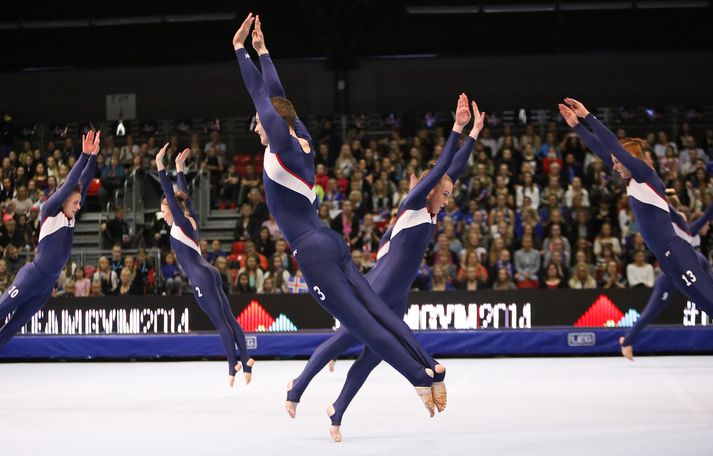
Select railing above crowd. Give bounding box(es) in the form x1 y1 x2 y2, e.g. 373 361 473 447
6 105 713 161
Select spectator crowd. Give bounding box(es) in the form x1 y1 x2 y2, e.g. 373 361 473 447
2 115 713 298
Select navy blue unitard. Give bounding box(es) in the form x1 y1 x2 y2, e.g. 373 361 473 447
622 203 713 346
159 170 250 376
287 131 476 425
236 49 435 388
0 152 96 349
573 113 713 318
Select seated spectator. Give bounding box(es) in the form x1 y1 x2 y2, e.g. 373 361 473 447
4 244 23 276
0 259 13 293
514 235 541 289
146 213 171 251
540 262 566 289
625 232 653 265
593 222 622 260
55 279 76 298
434 231 460 265
239 164 260 205
220 164 241 209
89 280 105 297
459 229 488 266
93 256 119 295
233 204 259 242
34 163 49 191
564 177 590 208
595 244 620 278
331 200 360 244
626 251 655 288
265 255 290 293
492 267 517 291
352 213 382 254
238 253 264 292
207 239 228 265
214 256 232 295
123 254 136 274
134 249 153 295
314 163 329 191
161 252 185 295
99 155 126 206
569 209 593 247
457 266 483 291
241 241 268 270
659 145 680 175
430 265 452 291
235 272 256 294
101 206 132 248
247 188 268 225
261 215 281 240
116 267 141 296
366 179 392 213
457 250 490 286
57 260 77 291
322 178 344 208
492 248 515 280
515 172 540 210
272 239 294 273
255 227 275 259
599 260 627 289
568 262 597 289
73 267 91 297
12 186 33 216
443 223 464 258
260 276 280 294
109 245 123 275
199 240 210 262
16 214 35 249
543 231 571 267
351 249 372 274
0 219 25 249
203 147 225 205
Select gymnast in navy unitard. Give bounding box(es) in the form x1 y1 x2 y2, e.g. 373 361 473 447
0 131 100 350
620 193 713 361
285 95 484 441
560 98 713 343
156 145 253 386
233 13 442 416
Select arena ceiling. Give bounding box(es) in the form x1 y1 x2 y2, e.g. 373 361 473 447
0 1 711 71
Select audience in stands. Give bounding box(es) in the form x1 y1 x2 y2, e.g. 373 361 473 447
4 112 713 298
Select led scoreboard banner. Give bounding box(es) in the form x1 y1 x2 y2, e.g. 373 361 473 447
3 289 712 360
9 289 711 337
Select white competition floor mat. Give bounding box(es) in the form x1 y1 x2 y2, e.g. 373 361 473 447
1 357 711 455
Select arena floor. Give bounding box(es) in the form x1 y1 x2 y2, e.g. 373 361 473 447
1 356 711 455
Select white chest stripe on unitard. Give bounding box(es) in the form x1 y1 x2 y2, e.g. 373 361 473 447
672 222 694 245
170 224 201 255
39 212 74 243
263 146 316 204
377 207 435 260
376 240 390 260
626 180 669 213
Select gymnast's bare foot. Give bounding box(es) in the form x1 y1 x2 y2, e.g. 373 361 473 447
416 368 435 417
229 363 242 387
327 405 342 442
285 379 298 418
328 359 336 372
432 364 447 412
244 358 255 384
620 337 634 362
